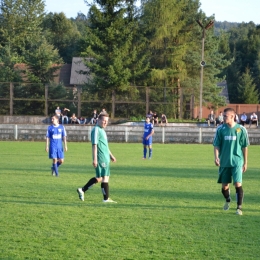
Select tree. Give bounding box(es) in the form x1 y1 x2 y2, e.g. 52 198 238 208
0 0 45 55
226 22 260 103
81 0 147 92
237 68 259 104
42 12 81 63
23 37 63 83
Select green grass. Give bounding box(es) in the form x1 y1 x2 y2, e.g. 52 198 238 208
0 142 260 259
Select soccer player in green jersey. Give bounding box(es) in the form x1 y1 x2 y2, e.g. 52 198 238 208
213 108 249 215
77 112 117 203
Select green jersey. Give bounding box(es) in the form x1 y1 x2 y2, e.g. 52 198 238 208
213 123 249 167
91 125 110 165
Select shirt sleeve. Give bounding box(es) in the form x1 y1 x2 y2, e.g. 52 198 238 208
213 127 221 147
91 127 99 145
240 128 250 147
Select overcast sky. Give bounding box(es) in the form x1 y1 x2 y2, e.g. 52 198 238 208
44 0 260 24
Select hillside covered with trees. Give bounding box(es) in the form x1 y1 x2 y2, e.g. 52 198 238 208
0 0 259 118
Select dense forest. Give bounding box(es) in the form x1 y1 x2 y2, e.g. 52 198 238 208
0 0 259 118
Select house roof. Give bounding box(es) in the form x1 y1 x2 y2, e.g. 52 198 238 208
70 57 91 85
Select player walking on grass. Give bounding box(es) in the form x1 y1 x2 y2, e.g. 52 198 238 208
45 115 67 177
142 116 154 159
213 108 249 215
77 112 117 203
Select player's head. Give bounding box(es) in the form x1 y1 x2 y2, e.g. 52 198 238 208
98 112 109 128
223 108 236 124
145 117 150 123
51 115 59 125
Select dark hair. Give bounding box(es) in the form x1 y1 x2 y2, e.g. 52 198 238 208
52 115 60 120
98 112 109 119
223 108 235 114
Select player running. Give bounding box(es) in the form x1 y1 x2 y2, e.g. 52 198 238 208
45 115 67 177
142 116 154 159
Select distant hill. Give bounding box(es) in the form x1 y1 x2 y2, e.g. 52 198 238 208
214 21 240 35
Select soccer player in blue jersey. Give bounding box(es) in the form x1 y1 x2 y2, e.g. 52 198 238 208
142 116 154 159
213 108 249 215
45 115 68 177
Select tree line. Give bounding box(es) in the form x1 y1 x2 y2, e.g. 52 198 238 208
0 0 259 118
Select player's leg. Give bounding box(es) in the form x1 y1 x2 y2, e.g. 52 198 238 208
77 169 101 201
101 176 110 201
57 158 64 168
218 167 232 210
49 147 59 176
233 167 243 215
101 166 116 203
143 143 147 159
55 149 64 175
82 177 100 192
148 138 152 159
52 158 59 176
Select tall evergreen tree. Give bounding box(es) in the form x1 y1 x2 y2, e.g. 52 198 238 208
237 68 259 104
0 0 45 54
226 22 260 103
81 0 147 92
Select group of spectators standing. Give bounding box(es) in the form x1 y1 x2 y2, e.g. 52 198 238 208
207 110 258 128
146 110 168 126
55 106 101 125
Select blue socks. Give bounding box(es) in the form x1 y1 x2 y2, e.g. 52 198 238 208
149 148 152 158
143 148 147 158
52 163 59 176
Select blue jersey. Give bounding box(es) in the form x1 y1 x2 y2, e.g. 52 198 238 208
46 124 67 151
143 122 153 138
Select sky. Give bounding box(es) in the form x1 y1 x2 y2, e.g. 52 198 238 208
44 0 260 25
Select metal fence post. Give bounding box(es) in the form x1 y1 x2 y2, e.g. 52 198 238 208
45 84 48 117
10 82 13 116
146 87 149 113
77 86 81 117
111 90 115 119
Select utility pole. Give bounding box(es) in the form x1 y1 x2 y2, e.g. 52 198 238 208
196 20 214 121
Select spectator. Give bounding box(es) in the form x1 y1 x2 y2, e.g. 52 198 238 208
240 112 248 126
146 110 153 121
55 106 62 123
207 110 216 127
61 108 70 124
235 114 240 123
90 109 98 125
70 113 80 124
249 112 258 128
98 108 107 117
216 111 224 126
153 112 159 125
79 116 86 124
160 113 168 126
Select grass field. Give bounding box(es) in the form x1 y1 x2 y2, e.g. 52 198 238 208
0 141 260 260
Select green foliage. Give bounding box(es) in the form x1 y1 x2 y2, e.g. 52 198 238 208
1 142 260 259
23 38 63 83
225 22 260 103
42 12 81 63
237 68 259 103
81 0 148 94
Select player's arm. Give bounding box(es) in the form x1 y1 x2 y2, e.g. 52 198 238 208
45 137 49 152
242 147 248 173
109 150 116 162
214 146 220 166
146 128 154 140
63 136 68 152
92 144 98 168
